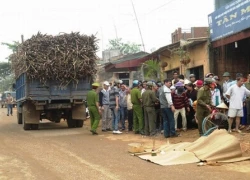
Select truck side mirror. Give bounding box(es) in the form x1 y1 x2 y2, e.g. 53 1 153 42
12 83 16 90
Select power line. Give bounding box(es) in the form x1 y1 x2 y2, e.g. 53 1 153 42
146 0 178 15
131 0 146 52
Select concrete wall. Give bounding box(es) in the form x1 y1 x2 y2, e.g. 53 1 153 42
171 27 209 44
102 49 121 63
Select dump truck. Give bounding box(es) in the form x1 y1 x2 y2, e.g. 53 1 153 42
11 32 97 130
16 74 91 130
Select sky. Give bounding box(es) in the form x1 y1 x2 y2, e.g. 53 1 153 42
0 0 214 61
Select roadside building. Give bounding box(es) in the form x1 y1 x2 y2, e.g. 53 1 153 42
209 0 250 79
150 27 210 80
104 52 151 87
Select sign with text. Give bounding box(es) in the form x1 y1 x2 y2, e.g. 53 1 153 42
208 0 250 42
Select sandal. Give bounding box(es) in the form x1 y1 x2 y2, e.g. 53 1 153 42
239 125 245 130
246 126 250 131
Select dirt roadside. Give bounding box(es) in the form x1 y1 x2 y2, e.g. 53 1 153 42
0 107 249 180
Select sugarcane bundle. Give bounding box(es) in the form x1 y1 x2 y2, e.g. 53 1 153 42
10 32 98 86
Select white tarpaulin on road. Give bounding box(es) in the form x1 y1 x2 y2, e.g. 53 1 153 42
138 129 250 166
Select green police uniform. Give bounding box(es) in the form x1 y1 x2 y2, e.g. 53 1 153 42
87 89 100 133
196 86 212 135
131 87 143 133
142 88 158 136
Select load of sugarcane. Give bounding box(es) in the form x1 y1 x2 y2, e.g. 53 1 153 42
10 32 98 86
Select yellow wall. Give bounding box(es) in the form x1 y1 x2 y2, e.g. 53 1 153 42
161 41 210 78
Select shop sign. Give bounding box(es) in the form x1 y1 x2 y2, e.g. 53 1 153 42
208 0 250 41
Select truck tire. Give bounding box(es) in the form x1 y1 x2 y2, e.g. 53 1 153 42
75 120 84 128
22 101 40 130
67 118 76 128
17 113 23 124
31 124 39 130
23 112 31 130
67 111 76 128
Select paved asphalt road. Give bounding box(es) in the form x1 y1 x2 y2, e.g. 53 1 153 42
0 108 249 180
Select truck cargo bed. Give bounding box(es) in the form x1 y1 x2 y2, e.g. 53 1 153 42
16 74 91 102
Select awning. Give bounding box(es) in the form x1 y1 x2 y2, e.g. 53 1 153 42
104 51 151 72
212 28 250 48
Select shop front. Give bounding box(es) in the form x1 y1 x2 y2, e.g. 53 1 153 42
208 0 250 79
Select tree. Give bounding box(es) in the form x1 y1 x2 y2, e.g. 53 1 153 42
0 41 18 91
0 62 12 79
1 41 20 53
141 59 161 81
0 74 15 92
107 38 141 55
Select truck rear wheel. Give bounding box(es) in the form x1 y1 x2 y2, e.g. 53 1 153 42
22 101 40 130
17 113 22 124
67 111 76 128
67 118 76 128
31 124 39 130
22 112 31 130
75 120 84 128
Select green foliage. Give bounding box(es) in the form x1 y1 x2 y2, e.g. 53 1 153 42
0 62 11 79
174 46 189 60
1 41 20 53
0 74 15 92
107 38 141 55
142 59 161 81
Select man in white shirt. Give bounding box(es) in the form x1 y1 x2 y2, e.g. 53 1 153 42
226 74 250 133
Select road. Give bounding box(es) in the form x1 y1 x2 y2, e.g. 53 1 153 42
0 108 249 180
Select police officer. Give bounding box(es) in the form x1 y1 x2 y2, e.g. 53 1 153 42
142 81 158 136
131 80 144 134
196 78 213 136
87 82 101 135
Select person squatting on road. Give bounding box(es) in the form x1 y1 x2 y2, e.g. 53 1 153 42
196 78 213 136
6 93 14 116
225 73 250 133
172 81 190 131
159 79 179 138
87 83 101 135
131 80 144 135
99 81 112 132
142 81 158 136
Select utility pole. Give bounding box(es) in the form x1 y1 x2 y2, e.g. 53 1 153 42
131 0 145 52
21 35 24 43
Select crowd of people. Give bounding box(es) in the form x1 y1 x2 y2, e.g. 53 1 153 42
86 71 250 137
